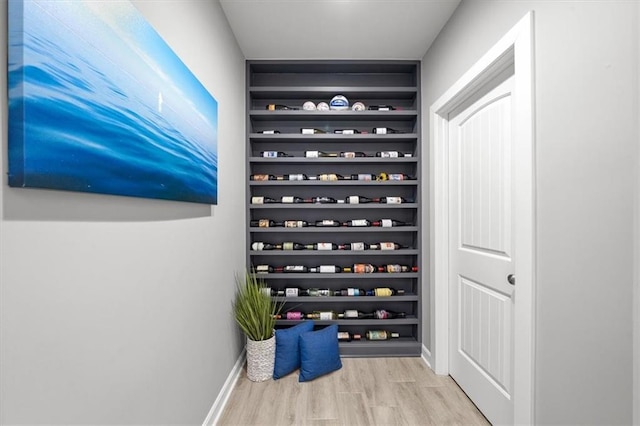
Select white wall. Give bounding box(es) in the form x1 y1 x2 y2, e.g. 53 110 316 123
422 1 638 424
0 1 246 424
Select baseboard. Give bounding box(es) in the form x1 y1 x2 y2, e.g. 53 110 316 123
421 344 433 370
202 349 246 426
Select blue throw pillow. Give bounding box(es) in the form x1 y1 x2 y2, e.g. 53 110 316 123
273 321 315 379
299 324 342 382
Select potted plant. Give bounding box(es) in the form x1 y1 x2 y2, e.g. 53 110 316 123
233 269 283 381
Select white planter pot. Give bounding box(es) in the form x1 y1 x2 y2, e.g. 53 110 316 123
246 335 275 382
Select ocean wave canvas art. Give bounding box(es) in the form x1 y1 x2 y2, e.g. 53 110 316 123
8 0 218 204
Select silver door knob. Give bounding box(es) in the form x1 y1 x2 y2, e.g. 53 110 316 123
507 274 516 285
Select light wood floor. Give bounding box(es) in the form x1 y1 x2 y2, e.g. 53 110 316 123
217 357 490 426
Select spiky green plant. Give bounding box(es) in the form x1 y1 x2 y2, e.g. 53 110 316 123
233 269 283 341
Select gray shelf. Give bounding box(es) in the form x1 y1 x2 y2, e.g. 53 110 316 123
250 110 417 120
249 86 418 100
339 339 421 357
250 250 419 256
254 273 419 279
249 133 418 141
246 60 421 357
249 203 418 209
276 318 419 326
249 226 418 233
274 295 419 302
249 157 418 164
249 181 417 186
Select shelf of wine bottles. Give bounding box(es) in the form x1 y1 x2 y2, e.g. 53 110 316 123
249 181 417 186
273 295 418 302
246 60 422 357
276 318 418 326
250 204 418 210
251 228 418 235
251 251 418 257
250 273 419 280
249 134 418 143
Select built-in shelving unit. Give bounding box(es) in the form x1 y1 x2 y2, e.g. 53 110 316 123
246 60 421 357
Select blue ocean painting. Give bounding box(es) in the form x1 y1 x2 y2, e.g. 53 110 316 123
8 0 218 204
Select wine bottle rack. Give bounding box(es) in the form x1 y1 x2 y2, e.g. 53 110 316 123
246 60 421 357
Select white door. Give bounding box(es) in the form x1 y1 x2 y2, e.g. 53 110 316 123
448 76 515 425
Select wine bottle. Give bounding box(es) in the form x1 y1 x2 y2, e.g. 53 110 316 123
251 196 278 204
366 288 406 297
309 265 342 273
283 174 308 181
340 151 367 158
378 197 407 204
251 242 281 251
266 104 298 110
372 127 403 134
350 173 376 181
280 196 308 204
301 128 326 135
259 130 280 135
375 151 408 158
305 150 337 158
342 310 375 319
379 172 414 181
302 288 332 297
342 219 371 227
312 196 337 204
261 150 289 157
374 310 407 319
281 242 306 251
283 220 308 228
334 288 366 296
313 242 339 251
338 242 369 251
338 331 362 341
284 287 301 297
377 264 418 273
283 265 308 273
348 264 376 274
365 330 400 340
315 219 341 227
377 242 403 251
345 195 375 204
318 173 344 181
386 173 415 181
250 174 276 181
284 311 304 320
254 264 274 274
306 311 343 320
367 105 396 111
250 219 277 227
333 129 360 135
372 219 409 227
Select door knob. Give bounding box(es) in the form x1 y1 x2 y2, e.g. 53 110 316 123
507 274 516 285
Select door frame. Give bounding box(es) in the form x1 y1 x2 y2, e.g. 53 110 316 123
429 12 536 425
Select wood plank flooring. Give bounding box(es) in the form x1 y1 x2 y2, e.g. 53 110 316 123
217 357 490 426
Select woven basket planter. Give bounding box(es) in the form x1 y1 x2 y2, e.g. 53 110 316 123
246 335 275 382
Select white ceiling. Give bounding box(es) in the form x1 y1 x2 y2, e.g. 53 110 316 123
219 0 461 60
